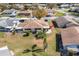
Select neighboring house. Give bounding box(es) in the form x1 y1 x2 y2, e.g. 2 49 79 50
38 3 47 7
73 4 79 7
15 4 24 10
60 27 79 56
73 7 79 13
69 7 79 13
59 3 72 9
0 17 20 32
54 16 79 28
66 22 79 27
17 10 32 17
42 9 55 21
0 17 49 32
68 8 76 12
54 16 70 28
1 9 16 17
18 19 50 32
42 15 58 21
0 46 14 56
47 9 53 15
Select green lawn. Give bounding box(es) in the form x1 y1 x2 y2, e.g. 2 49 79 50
70 12 79 16
0 32 6 47
0 32 4 38
54 12 65 17
16 15 30 18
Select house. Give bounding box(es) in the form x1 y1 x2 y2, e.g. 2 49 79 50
66 22 79 27
69 7 79 13
0 17 49 32
41 9 55 21
15 4 24 10
0 46 14 56
59 3 72 9
17 10 32 17
42 15 57 22
47 9 53 15
18 19 50 32
38 3 47 7
1 9 16 17
60 27 79 56
54 16 70 28
0 17 20 32
54 16 79 28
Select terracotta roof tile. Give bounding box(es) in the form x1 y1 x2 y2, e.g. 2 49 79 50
61 27 79 46
18 20 49 29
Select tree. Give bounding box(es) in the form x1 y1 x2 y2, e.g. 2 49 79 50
35 31 48 52
35 31 46 39
43 37 48 52
47 3 58 9
67 50 76 56
8 3 19 10
23 30 31 37
11 21 17 35
33 7 47 19
23 44 44 56
24 5 29 10
0 4 7 11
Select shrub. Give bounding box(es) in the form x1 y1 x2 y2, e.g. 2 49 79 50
23 30 31 37
35 31 46 39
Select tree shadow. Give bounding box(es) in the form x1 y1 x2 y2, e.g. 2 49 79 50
52 21 58 28
56 33 63 52
22 44 44 56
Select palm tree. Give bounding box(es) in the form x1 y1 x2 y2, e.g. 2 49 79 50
11 27 16 35
11 21 18 35
35 31 48 52
43 37 48 52
23 44 44 56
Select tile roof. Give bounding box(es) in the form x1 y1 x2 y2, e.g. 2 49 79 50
18 20 49 29
55 17 70 28
55 16 79 28
66 22 79 27
61 27 79 47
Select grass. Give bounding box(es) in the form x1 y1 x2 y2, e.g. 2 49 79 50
0 32 6 47
54 12 65 17
5 33 34 55
0 28 60 56
48 20 52 25
70 12 79 16
0 32 4 38
16 15 30 18
46 28 60 56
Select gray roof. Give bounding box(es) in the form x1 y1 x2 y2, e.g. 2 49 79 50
55 17 70 28
0 46 11 56
6 18 19 26
0 18 20 28
3 9 16 14
0 19 8 27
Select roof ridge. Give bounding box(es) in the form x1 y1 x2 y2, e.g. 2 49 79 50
34 20 43 28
